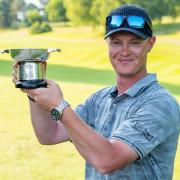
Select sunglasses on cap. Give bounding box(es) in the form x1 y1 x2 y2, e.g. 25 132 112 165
106 15 152 31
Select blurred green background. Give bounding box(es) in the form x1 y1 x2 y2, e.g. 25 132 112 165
0 0 180 180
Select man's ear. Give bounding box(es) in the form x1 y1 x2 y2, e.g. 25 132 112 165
147 36 156 52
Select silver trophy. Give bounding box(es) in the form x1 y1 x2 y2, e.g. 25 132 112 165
0 48 60 88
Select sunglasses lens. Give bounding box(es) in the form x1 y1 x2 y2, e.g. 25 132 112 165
109 16 123 28
128 16 145 28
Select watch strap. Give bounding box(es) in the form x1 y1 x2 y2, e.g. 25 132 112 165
56 100 70 112
51 100 70 121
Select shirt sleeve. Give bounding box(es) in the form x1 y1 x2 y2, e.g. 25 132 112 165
110 98 180 159
75 93 96 128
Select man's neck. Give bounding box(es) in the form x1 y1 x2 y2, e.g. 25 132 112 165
116 72 147 94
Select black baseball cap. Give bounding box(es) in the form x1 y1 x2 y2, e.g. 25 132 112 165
105 4 153 39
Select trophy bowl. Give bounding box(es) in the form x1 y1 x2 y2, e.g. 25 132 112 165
1 48 60 89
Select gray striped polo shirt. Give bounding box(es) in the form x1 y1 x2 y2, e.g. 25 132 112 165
75 73 180 180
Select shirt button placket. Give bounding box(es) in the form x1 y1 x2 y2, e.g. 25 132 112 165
102 100 117 137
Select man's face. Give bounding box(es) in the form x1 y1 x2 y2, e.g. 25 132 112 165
107 32 156 78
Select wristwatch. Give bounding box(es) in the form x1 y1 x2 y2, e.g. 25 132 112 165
51 100 70 121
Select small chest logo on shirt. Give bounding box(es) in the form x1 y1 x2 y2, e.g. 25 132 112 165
132 120 154 141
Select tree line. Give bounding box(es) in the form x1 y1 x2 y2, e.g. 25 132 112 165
0 0 180 33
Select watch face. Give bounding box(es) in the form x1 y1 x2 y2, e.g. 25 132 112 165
51 108 61 121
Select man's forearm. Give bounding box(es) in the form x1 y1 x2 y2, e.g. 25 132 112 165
61 107 118 172
61 107 138 174
29 101 69 144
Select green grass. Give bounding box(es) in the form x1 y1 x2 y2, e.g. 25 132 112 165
0 23 180 179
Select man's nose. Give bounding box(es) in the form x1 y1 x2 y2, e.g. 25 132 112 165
121 44 130 56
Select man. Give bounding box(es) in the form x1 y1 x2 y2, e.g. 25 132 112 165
13 4 180 180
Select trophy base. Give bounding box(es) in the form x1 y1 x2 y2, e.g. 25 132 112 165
16 80 47 89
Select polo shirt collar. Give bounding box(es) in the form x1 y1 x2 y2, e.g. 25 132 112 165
125 73 157 97
110 73 157 98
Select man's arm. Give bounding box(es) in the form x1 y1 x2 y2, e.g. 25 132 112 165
12 64 69 144
60 106 138 174
24 80 138 174
29 100 69 144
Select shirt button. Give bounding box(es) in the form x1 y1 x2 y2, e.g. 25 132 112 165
108 121 111 125
104 126 108 131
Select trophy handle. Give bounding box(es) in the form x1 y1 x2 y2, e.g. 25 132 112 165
0 49 9 54
48 48 61 53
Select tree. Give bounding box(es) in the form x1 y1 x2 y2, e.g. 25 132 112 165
63 0 93 25
45 0 68 22
11 0 25 28
90 0 121 26
0 0 25 28
62 0 180 25
25 9 43 27
11 0 25 13
0 0 13 28
25 3 39 12
39 0 48 6
127 0 180 21
25 8 52 34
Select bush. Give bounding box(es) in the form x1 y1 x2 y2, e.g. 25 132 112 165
29 21 52 34
41 21 52 32
25 9 43 27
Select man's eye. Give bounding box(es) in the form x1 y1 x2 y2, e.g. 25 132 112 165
130 41 140 45
112 41 122 45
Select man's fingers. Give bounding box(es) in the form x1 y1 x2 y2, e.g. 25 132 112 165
45 79 57 87
12 63 19 84
13 63 18 68
20 89 29 93
20 86 48 95
21 88 38 95
12 77 18 83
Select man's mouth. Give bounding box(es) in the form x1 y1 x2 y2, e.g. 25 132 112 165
118 59 139 65
119 59 133 64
